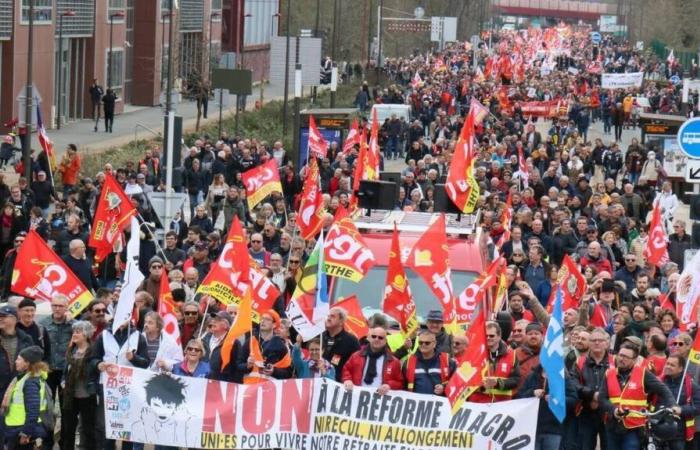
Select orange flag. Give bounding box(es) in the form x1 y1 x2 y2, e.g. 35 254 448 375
334 295 369 339
367 109 380 180
158 271 181 345
11 230 95 317
241 159 282 209
382 224 418 335
297 158 325 240
406 214 456 330
88 174 136 262
221 285 253 370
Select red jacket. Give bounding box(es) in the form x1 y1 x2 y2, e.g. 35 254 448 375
342 348 404 390
579 255 612 275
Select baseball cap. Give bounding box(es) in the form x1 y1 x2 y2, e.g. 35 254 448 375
0 304 17 318
426 310 444 322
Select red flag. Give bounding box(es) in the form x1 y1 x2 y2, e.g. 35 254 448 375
517 145 529 188
411 71 423 89
484 57 494 79
382 225 418 335
11 230 95 317
446 304 488 411
406 214 456 329
297 159 325 240
36 107 56 173
158 271 181 345
334 295 369 339
342 119 360 155
445 108 479 213
307 115 328 159
323 207 376 282
367 109 380 180
88 174 137 262
495 192 513 249
644 201 670 267
455 258 501 328
241 159 282 209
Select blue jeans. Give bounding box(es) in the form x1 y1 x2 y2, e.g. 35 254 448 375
387 136 399 158
605 429 640 450
535 433 561 450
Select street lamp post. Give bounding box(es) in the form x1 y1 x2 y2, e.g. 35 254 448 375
22 0 34 181
160 11 170 90
234 12 252 136
208 11 220 81
108 10 125 89
166 0 174 114
56 9 76 130
282 0 291 135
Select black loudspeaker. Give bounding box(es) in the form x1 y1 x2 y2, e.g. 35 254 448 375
690 195 700 221
163 115 183 168
357 180 397 210
379 171 402 185
692 222 700 248
433 183 462 214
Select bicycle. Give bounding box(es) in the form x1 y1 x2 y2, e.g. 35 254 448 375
622 407 681 450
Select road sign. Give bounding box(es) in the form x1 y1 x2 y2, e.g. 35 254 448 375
685 159 700 182
670 75 681 85
590 31 601 44
678 118 700 158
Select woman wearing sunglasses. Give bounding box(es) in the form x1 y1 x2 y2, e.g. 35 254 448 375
172 339 210 378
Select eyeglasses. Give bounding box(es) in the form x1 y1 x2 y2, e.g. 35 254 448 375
418 341 434 346
453 342 464 346
671 342 686 347
184 311 198 316
486 334 498 339
617 353 635 360
151 264 163 269
369 334 386 341
624 258 636 262
590 338 607 343
289 260 300 264
513 254 524 257
251 240 262 243
186 347 202 353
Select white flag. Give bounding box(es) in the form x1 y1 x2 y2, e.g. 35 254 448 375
111 217 145 333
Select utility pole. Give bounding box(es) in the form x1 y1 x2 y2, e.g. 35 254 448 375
166 0 174 114
282 0 292 135
23 0 34 181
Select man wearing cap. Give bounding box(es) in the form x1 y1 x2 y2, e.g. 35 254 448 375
424 310 453 355
321 307 360 382
515 323 543 393
187 241 211 284
239 310 292 382
468 321 520 403
402 329 456 396
16 299 51 363
201 311 233 363
137 256 165 307
207 309 245 383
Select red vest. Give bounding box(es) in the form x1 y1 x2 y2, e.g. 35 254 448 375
660 374 695 441
405 353 450 392
644 354 667 376
605 365 648 429
469 347 517 403
590 304 611 328
574 353 614 416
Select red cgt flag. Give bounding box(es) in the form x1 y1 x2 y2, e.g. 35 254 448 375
241 159 283 209
445 108 479 213
334 295 369 339
12 230 95 317
644 201 670 267
342 119 360 155
323 207 376 282
297 159 325 240
158 271 181 345
407 214 456 329
446 303 488 411
382 225 418 336
307 115 328 159
88 174 137 262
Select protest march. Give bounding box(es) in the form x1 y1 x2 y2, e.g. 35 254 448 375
0 14 699 450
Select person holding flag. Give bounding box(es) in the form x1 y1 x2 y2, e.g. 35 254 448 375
238 309 293 382
467 321 520 403
660 354 700 449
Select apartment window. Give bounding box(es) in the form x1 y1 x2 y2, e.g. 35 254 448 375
22 0 53 24
105 48 124 96
0 0 12 39
211 0 222 11
108 0 125 22
56 0 95 37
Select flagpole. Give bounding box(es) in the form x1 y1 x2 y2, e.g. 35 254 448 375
137 213 168 259
197 299 211 339
676 356 692 404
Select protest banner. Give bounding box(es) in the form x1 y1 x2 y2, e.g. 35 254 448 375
601 72 644 89
517 100 562 118
104 366 538 450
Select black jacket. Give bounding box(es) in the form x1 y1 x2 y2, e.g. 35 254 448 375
238 332 292 379
322 328 360 382
0 329 35 399
570 352 613 415
89 328 150 376
663 374 700 441
517 365 577 436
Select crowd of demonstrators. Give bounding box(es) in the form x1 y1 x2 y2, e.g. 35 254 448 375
0 23 697 450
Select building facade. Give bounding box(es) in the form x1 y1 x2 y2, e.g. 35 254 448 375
0 0 277 131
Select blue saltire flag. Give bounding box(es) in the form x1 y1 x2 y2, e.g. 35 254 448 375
311 230 329 323
541 285 566 423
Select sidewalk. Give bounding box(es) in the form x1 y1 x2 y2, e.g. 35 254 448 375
47 82 287 157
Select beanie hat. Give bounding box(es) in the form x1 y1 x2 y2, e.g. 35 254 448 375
19 346 43 365
525 323 543 334
263 310 281 330
149 256 164 268
18 298 36 310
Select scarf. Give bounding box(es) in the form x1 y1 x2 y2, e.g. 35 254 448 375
363 348 385 385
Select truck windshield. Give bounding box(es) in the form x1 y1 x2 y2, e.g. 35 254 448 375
331 268 477 322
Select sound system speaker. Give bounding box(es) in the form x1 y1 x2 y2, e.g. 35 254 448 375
690 195 700 221
433 183 462 214
163 115 183 168
379 171 402 185
357 180 397 210
692 222 700 248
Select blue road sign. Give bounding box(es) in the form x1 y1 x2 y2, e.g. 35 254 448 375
590 32 602 44
677 118 700 158
670 75 681 85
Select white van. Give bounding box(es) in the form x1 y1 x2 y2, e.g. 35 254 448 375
371 104 411 124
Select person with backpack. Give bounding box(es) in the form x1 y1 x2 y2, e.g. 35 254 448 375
2 345 50 450
402 329 456 395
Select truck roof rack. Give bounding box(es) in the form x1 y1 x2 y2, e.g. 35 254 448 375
353 210 480 235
